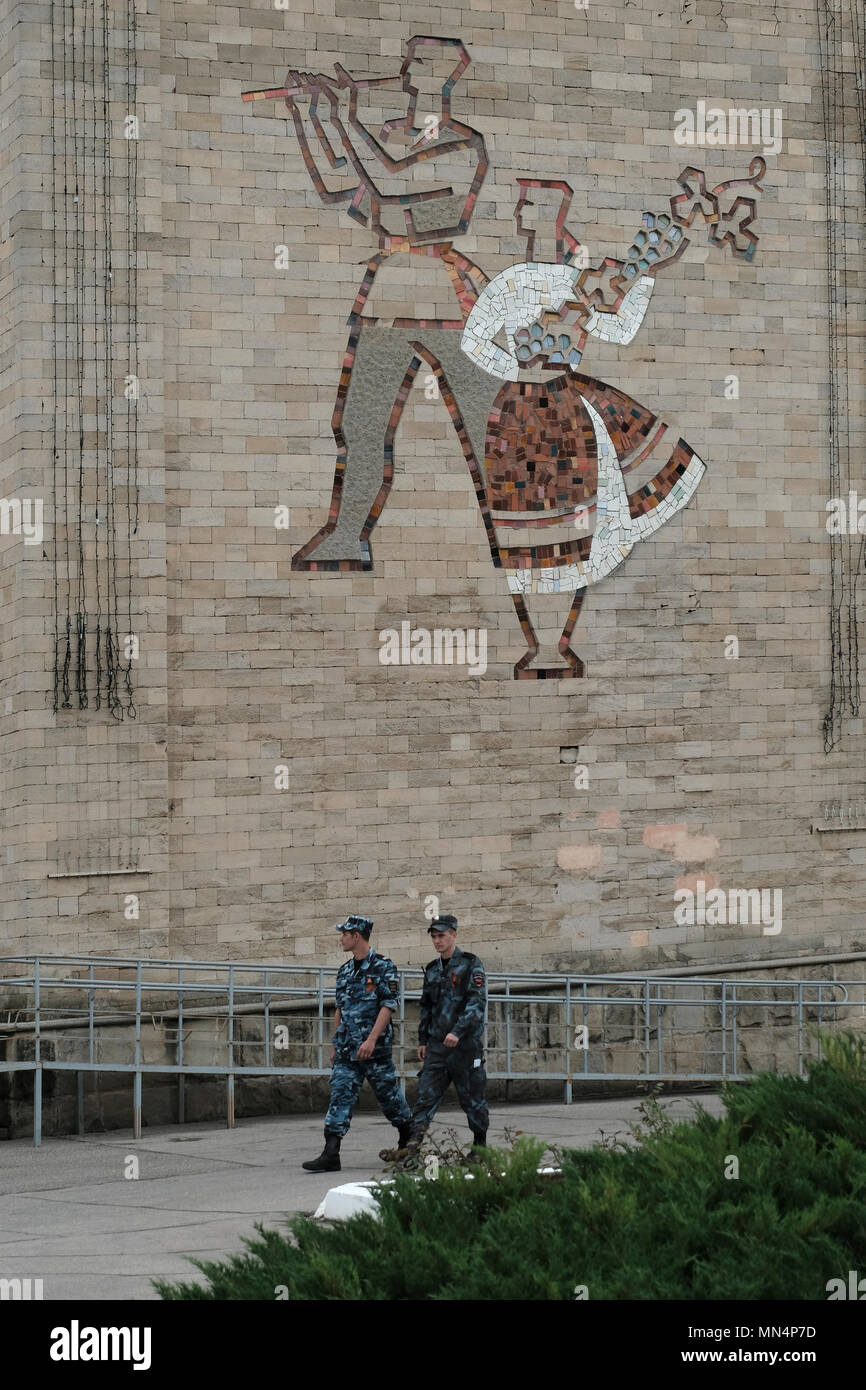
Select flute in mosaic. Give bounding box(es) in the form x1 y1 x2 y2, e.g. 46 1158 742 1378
242 66 392 102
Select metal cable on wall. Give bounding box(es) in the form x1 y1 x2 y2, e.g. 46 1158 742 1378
818 0 865 752
50 0 138 719
124 0 139 717
847 0 866 731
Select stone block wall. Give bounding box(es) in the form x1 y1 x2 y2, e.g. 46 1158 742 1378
0 0 863 975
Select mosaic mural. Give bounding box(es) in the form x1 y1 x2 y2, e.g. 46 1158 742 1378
243 37 764 677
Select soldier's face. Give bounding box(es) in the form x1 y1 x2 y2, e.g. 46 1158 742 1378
340 930 359 952
430 929 456 957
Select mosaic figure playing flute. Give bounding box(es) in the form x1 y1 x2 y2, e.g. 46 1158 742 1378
245 36 503 573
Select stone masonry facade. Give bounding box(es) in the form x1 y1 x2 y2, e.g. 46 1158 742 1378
0 0 863 976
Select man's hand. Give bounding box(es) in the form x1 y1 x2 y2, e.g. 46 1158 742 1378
417 1045 426 1061
286 69 318 91
356 1036 376 1061
287 69 338 101
284 70 321 112
443 1032 459 1048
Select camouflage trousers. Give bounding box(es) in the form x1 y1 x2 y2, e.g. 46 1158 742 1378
410 1041 489 1138
324 1054 411 1138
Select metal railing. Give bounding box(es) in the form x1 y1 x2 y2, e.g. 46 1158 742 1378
0 953 862 1145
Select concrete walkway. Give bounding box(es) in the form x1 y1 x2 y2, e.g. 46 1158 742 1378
0 1093 722 1301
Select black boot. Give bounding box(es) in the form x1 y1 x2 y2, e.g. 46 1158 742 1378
302 1130 342 1173
378 1122 414 1162
471 1131 487 1149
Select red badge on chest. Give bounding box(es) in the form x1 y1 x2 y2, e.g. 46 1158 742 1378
451 971 458 986
365 978 376 993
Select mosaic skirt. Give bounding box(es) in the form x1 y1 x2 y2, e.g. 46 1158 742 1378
484 372 659 519
483 372 704 591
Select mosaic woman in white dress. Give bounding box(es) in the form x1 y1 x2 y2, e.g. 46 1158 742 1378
458 167 762 677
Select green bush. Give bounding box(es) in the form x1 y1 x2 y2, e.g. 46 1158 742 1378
155 1033 866 1301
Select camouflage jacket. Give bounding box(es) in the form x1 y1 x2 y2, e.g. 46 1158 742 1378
332 948 400 1060
418 946 486 1049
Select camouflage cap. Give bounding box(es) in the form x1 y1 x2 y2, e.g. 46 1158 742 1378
427 913 458 933
335 914 373 938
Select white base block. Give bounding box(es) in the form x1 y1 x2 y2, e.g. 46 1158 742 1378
314 1180 392 1221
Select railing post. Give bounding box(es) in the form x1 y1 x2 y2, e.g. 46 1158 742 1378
398 970 406 1092
133 960 142 1140
505 978 512 1101
226 966 235 1129
34 1064 42 1148
564 977 572 1104
731 982 738 1078
177 966 185 1125
720 982 727 1080
317 969 324 1075
88 960 95 1066
798 982 805 1075
34 957 42 1147
264 969 271 1069
656 980 663 1078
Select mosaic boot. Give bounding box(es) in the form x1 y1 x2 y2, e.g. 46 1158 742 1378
510 588 585 679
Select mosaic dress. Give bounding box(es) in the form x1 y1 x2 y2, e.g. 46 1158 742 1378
460 264 705 674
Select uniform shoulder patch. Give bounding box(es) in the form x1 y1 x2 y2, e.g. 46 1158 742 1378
388 979 398 994
473 971 485 986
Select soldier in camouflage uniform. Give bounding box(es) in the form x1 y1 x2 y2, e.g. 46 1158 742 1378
380 912 488 1159
302 915 412 1173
